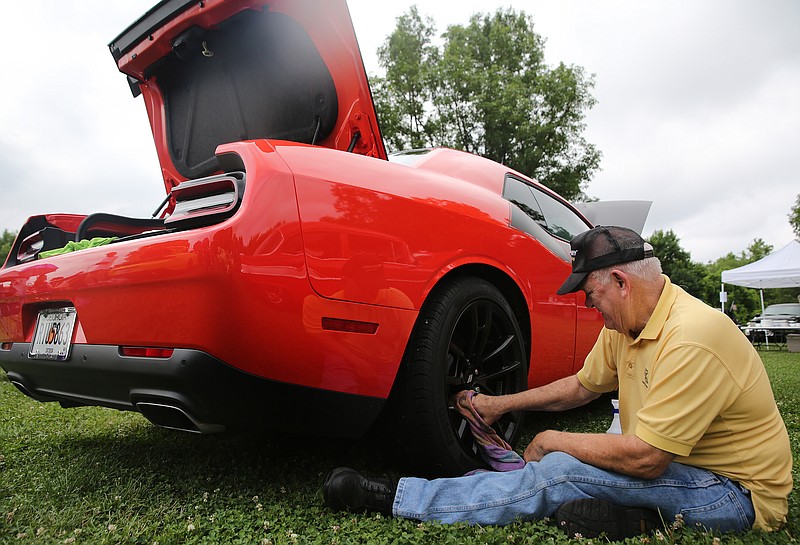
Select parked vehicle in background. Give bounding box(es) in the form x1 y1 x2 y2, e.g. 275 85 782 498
0 0 608 475
743 303 800 345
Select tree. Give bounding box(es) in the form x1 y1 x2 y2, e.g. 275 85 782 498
372 7 438 151
0 229 17 265
647 230 708 298
790 193 800 239
702 249 763 324
373 8 600 201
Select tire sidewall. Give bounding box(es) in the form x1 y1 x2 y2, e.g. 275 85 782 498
399 276 527 475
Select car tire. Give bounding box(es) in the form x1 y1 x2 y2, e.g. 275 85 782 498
387 276 528 476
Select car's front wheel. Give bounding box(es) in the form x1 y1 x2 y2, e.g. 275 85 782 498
388 276 528 476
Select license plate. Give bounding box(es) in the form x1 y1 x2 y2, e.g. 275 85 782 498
30 307 78 361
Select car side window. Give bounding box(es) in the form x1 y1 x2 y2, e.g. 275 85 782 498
503 176 590 241
504 177 547 229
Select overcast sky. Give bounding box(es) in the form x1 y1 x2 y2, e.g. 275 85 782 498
1 1 797 263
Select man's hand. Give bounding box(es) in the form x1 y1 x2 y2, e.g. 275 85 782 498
470 393 504 426
451 391 504 426
523 430 557 462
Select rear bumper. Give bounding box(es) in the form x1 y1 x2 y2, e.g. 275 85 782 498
0 343 384 438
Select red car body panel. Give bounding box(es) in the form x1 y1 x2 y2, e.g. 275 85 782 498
0 0 603 443
287 144 589 387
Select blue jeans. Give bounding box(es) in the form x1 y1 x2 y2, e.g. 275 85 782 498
393 452 755 531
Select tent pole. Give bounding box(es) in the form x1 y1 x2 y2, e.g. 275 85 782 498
720 282 725 312
761 289 768 348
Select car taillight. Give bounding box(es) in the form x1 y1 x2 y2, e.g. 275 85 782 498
165 171 245 229
119 347 175 358
16 232 44 263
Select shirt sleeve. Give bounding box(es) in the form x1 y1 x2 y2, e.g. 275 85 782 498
635 342 740 456
576 328 620 394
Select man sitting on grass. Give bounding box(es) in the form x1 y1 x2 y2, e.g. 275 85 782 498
323 226 792 540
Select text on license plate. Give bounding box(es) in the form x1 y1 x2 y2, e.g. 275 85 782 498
30 307 78 361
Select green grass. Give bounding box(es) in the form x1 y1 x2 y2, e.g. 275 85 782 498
1 351 799 544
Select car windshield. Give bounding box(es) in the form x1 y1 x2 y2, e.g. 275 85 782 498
763 303 800 316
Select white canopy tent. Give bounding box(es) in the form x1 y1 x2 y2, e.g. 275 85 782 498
720 239 800 313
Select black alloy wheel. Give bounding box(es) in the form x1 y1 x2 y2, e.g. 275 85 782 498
389 276 528 476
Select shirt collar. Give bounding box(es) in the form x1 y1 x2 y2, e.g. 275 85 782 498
633 275 676 343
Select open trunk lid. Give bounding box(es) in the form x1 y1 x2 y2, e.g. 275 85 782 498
109 0 386 189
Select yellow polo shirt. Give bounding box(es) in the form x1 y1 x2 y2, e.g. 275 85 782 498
577 276 792 531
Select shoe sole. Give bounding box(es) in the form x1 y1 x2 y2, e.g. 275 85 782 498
556 498 663 540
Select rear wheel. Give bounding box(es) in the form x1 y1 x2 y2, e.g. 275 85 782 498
389 276 528 476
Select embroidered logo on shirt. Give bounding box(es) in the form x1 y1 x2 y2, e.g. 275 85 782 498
642 368 650 389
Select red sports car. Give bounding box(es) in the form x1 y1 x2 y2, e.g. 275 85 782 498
0 0 606 475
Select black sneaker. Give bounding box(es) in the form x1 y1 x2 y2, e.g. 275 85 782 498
555 498 663 540
323 467 396 515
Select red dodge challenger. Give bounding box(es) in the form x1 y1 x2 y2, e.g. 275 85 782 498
0 0 608 475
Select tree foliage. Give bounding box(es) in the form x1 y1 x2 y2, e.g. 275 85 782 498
0 229 16 265
790 193 800 239
372 7 600 201
647 230 708 298
373 6 438 151
699 239 773 324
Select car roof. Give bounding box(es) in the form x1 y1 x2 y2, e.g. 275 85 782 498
764 303 800 315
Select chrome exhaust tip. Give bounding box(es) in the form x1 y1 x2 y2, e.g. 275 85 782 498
135 401 224 434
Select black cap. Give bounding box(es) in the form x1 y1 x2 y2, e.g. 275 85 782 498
556 226 655 295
